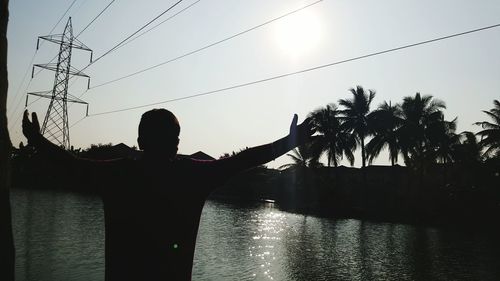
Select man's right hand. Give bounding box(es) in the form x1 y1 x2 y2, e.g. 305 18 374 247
289 114 315 148
22 110 41 146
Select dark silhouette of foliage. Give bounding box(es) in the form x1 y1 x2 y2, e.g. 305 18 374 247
428 117 459 164
81 143 115 159
475 99 500 158
308 103 356 167
280 143 321 169
397 93 447 167
338 86 375 167
219 147 250 159
366 101 402 166
451 131 482 164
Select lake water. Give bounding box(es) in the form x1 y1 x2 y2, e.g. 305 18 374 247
10 189 500 281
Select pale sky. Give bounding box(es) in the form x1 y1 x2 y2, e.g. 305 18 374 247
6 0 500 168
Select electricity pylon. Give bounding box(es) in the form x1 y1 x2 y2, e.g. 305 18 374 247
26 17 92 149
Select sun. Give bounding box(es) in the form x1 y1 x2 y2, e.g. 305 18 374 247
273 9 323 59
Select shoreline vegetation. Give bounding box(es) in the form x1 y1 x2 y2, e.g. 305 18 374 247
10 89 500 228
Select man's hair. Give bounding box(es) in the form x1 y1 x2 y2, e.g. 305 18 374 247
138 109 180 151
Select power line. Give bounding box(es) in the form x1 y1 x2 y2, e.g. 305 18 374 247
64 0 198 114
48 0 79 35
8 79 33 131
75 0 116 38
71 0 90 18
7 57 35 122
67 0 199 97
26 96 43 107
70 115 87 128
63 0 186 96
87 0 324 91
65 0 194 125
81 22 500 119
111 0 202 52
88 0 185 66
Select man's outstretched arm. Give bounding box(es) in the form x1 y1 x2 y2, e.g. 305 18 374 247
224 114 313 167
22 110 78 162
197 114 314 185
22 110 114 192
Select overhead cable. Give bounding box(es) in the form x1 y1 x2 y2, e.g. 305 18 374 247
87 0 185 66
82 22 500 118
111 0 203 52
88 0 324 90
75 0 116 38
48 0 79 35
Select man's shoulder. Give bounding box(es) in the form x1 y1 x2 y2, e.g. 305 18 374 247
92 157 136 172
98 157 132 165
174 155 215 166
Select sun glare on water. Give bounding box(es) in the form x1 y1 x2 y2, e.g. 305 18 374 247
273 9 323 59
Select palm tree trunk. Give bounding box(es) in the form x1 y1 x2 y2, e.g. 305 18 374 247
361 136 366 168
0 1 15 279
332 148 338 167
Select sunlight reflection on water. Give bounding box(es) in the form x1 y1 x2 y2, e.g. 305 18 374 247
248 211 286 280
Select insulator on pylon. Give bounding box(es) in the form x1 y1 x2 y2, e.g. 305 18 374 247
87 78 91 89
86 105 89 117
31 67 34 78
90 51 93 63
36 38 40 50
25 95 28 107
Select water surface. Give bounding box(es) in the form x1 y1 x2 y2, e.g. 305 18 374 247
11 189 500 280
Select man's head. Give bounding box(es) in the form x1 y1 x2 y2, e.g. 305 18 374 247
138 109 180 158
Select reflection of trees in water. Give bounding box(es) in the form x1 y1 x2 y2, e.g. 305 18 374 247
13 190 105 281
358 222 421 280
409 227 434 281
21 190 33 281
281 218 500 281
358 221 373 280
283 215 322 281
416 227 500 280
281 217 366 280
15 190 58 281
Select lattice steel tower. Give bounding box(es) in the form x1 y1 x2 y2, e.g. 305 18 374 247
27 17 92 149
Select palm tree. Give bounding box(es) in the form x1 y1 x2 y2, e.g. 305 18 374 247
429 117 459 164
452 131 482 164
308 104 356 167
279 143 320 169
338 86 375 167
397 92 446 167
366 101 402 166
475 99 500 158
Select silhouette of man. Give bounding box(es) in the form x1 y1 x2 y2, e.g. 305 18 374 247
22 109 314 280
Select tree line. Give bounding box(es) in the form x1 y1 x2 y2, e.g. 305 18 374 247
285 86 500 169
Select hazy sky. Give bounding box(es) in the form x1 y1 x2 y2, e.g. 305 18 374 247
6 0 500 167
